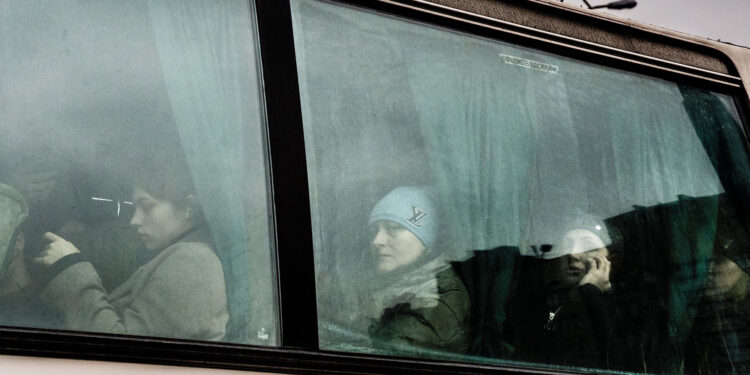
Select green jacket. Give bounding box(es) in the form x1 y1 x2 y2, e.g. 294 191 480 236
369 263 470 356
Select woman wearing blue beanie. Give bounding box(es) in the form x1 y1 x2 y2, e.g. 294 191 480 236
364 186 469 356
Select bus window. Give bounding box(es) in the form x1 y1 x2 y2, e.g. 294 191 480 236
0 0 277 346
291 0 750 372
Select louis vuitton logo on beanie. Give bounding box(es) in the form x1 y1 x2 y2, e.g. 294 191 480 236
407 205 428 227
368 186 438 249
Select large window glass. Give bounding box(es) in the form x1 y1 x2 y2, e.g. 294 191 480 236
0 0 277 345
291 0 750 373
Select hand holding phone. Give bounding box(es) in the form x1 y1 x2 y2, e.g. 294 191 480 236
578 254 612 292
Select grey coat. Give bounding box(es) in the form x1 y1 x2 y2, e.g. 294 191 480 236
41 235 228 341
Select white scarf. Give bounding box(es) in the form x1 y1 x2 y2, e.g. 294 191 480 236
363 255 451 321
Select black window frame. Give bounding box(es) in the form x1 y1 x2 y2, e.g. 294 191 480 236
1 0 749 374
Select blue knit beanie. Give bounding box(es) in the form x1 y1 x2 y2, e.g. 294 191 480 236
368 186 438 249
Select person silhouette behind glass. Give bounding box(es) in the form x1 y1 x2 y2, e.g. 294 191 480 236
685 205 750 374
0 183 58 327
34 163 228 341
364 186 470 357
507 215 618 368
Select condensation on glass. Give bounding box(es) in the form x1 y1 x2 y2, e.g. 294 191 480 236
291 0 750 373
0 0 277 345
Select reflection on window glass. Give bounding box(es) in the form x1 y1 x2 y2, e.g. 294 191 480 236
291 0 750 372
0 0 277 345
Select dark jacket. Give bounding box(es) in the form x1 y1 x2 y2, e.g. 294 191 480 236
368 262 470 357
504 255 620 369
685 297 750 374
506 282 613 368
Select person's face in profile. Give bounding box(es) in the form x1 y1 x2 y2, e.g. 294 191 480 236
370 220 426 274
546 229 609 290
130 187 192 251
705 255 746 300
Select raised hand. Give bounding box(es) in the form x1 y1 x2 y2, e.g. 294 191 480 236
578 254 612 292
33 232 80 267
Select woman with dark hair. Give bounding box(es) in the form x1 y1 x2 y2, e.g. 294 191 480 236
34 162 228 341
